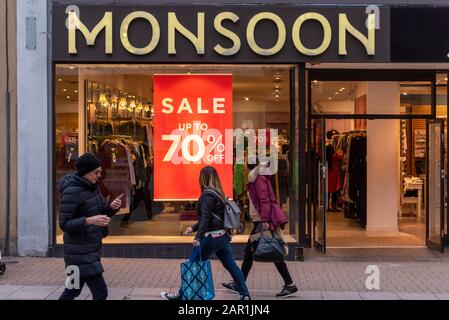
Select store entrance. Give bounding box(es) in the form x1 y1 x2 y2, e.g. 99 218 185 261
310 118 433 251
306 72 446 253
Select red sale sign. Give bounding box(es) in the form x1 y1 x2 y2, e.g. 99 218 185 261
154 75 233 201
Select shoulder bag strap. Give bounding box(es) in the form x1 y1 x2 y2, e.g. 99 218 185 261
204 188 226 204
202 189 225 223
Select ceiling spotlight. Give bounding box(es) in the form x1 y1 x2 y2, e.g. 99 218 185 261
69 66 75 70
275 94 280 98
340 88 345 91
63 89 67 92
328 97 332 100
402 92 408 96
67 96 71 99
335 92 339 95
445 78 448 81
58 79 62 82
74 90 78 93
313 80 318 84
244 97 250 102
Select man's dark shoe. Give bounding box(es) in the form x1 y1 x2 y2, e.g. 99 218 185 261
222 282 239 293
276 284 298 298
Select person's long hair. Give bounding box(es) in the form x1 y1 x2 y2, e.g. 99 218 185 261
199 166 226 199
326 144 335 168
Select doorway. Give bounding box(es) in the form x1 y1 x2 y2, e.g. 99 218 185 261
312 118 427 249
306 70 445 253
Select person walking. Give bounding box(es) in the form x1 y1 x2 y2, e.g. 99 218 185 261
59 153 124 301
222 159 298 298
326 143 343 212
161 166 251 301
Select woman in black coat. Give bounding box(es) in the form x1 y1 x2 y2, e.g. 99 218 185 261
59 154 124 301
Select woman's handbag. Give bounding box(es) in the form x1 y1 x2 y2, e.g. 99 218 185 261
253 230 287 263
180 247 215 300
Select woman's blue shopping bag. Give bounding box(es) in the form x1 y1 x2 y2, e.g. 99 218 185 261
180 248 215 300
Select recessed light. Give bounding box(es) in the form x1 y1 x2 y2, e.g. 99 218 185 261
69 66 75 70
402 92 408 96
58 79 62 82
67 96 71 99
63 89 67 92
74 90 78 93
445 78 448 81
275 94 280 98
328 97 332 100
313 80 318 84
275 77 280 81
340 88 345 91
244 97 250 102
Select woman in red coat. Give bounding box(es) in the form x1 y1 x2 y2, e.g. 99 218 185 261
326 144 343 211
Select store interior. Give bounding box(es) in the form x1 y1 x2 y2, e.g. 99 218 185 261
312 75 448 248
55 64 297 244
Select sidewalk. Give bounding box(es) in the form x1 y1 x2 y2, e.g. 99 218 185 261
1 248 449 300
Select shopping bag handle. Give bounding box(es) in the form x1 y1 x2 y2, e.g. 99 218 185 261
193 241 203 262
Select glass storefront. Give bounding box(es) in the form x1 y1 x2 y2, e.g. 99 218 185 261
54 64 299 244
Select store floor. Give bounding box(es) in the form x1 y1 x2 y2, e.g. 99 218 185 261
326 211 425 248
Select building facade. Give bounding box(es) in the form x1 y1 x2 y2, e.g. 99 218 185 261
9 0 449 258
0 0 17 256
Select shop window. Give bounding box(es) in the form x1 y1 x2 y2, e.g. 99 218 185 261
54 64 298 244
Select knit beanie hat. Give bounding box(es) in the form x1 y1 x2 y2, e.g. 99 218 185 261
76 153 102 177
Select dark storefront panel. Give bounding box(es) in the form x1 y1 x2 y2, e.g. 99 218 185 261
391 7 449 62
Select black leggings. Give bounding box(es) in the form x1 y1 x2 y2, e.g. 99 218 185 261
241 222 293 286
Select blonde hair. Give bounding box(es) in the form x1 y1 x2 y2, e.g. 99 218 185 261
199 166 226 199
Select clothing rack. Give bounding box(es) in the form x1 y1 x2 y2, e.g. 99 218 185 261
334 130 367 227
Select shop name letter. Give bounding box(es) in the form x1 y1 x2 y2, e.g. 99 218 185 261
68 11 113 54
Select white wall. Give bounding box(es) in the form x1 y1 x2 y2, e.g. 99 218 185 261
366 82 400 232
17 0 49 256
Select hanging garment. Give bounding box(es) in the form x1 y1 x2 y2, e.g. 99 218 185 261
97 140 134 208
328 150 343 193
234 163 245 197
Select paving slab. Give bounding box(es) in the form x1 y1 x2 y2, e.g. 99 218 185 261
322 291 362 300
6 286 59 300
359 292 400 300
0 285 23 299
397 292 438 300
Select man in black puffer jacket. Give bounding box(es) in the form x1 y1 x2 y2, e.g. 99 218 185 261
59 154 124 301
